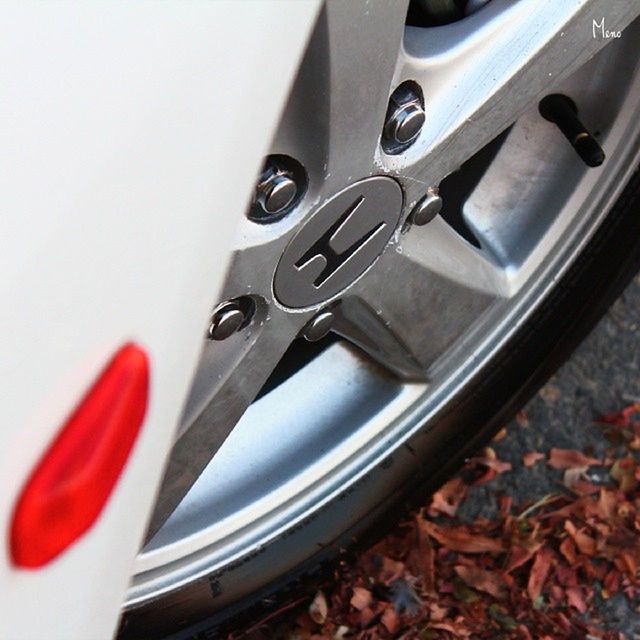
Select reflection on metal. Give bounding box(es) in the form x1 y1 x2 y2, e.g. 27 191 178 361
333 297 426 379
132 0 640 615
410 189 443 226
250 155 308 221
301 310 336 342
207 301 246 341
382 82 425 153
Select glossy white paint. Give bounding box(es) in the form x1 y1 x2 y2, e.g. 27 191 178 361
0 2 320 638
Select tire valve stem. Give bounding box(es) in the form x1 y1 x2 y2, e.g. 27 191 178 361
539 94 605 168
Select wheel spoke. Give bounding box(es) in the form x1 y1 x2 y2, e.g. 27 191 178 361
393 0 640 203
337 217 508 376
332 296 426 380
271 0 410 191
146 305 306 539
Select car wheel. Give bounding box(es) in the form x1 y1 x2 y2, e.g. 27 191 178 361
120 2 640 637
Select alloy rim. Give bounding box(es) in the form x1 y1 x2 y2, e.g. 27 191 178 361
127 0 640 607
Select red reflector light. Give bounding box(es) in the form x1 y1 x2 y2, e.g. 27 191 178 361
10 343 150 568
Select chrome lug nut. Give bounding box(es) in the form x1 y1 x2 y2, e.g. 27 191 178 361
410 189 442 226
385 102 425 145
301 310 335 342
249 155 307 222
208 300 246 341
256 171 298 214
383 83 425 152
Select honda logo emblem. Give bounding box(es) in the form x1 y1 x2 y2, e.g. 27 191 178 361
273 176 403 308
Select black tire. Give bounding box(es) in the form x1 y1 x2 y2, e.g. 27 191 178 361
120 164 640 640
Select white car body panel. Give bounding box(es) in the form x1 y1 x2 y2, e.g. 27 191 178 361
0 2 320 638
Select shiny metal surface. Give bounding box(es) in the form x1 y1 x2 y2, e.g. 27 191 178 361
207 302 245 341
410 189 442 225
301 310 335 342
383 85 426 149
256 171 298 214
133 0 640 608
390 104 424 144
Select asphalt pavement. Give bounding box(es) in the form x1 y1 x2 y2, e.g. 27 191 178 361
457 272 640 636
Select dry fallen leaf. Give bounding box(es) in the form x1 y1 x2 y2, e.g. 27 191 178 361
562 466 601 494
599 402 640 428
309 591 328 625
454 565 504 598
610 457 638 493
332 625 349 640
548 448 601 469
427 620 472 637
379 556 404 585
380 607 400 634
492 427 508 442
559 537 578 565
349 587 372 611
565 586 587 613
527 546 554 602
253 402 640 640
505 543 542 574
564 520 596 556
419 519 505 554
562 466 589 490
428 476 468 517
464 447 512 485
523 451 545 467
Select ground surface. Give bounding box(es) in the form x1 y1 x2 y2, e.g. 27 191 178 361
236 274 640 640
455 273 640 638
454 272 640 519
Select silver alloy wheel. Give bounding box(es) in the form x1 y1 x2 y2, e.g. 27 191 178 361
127 0 640 609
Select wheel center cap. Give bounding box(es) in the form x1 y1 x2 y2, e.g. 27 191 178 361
273 176 403 309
